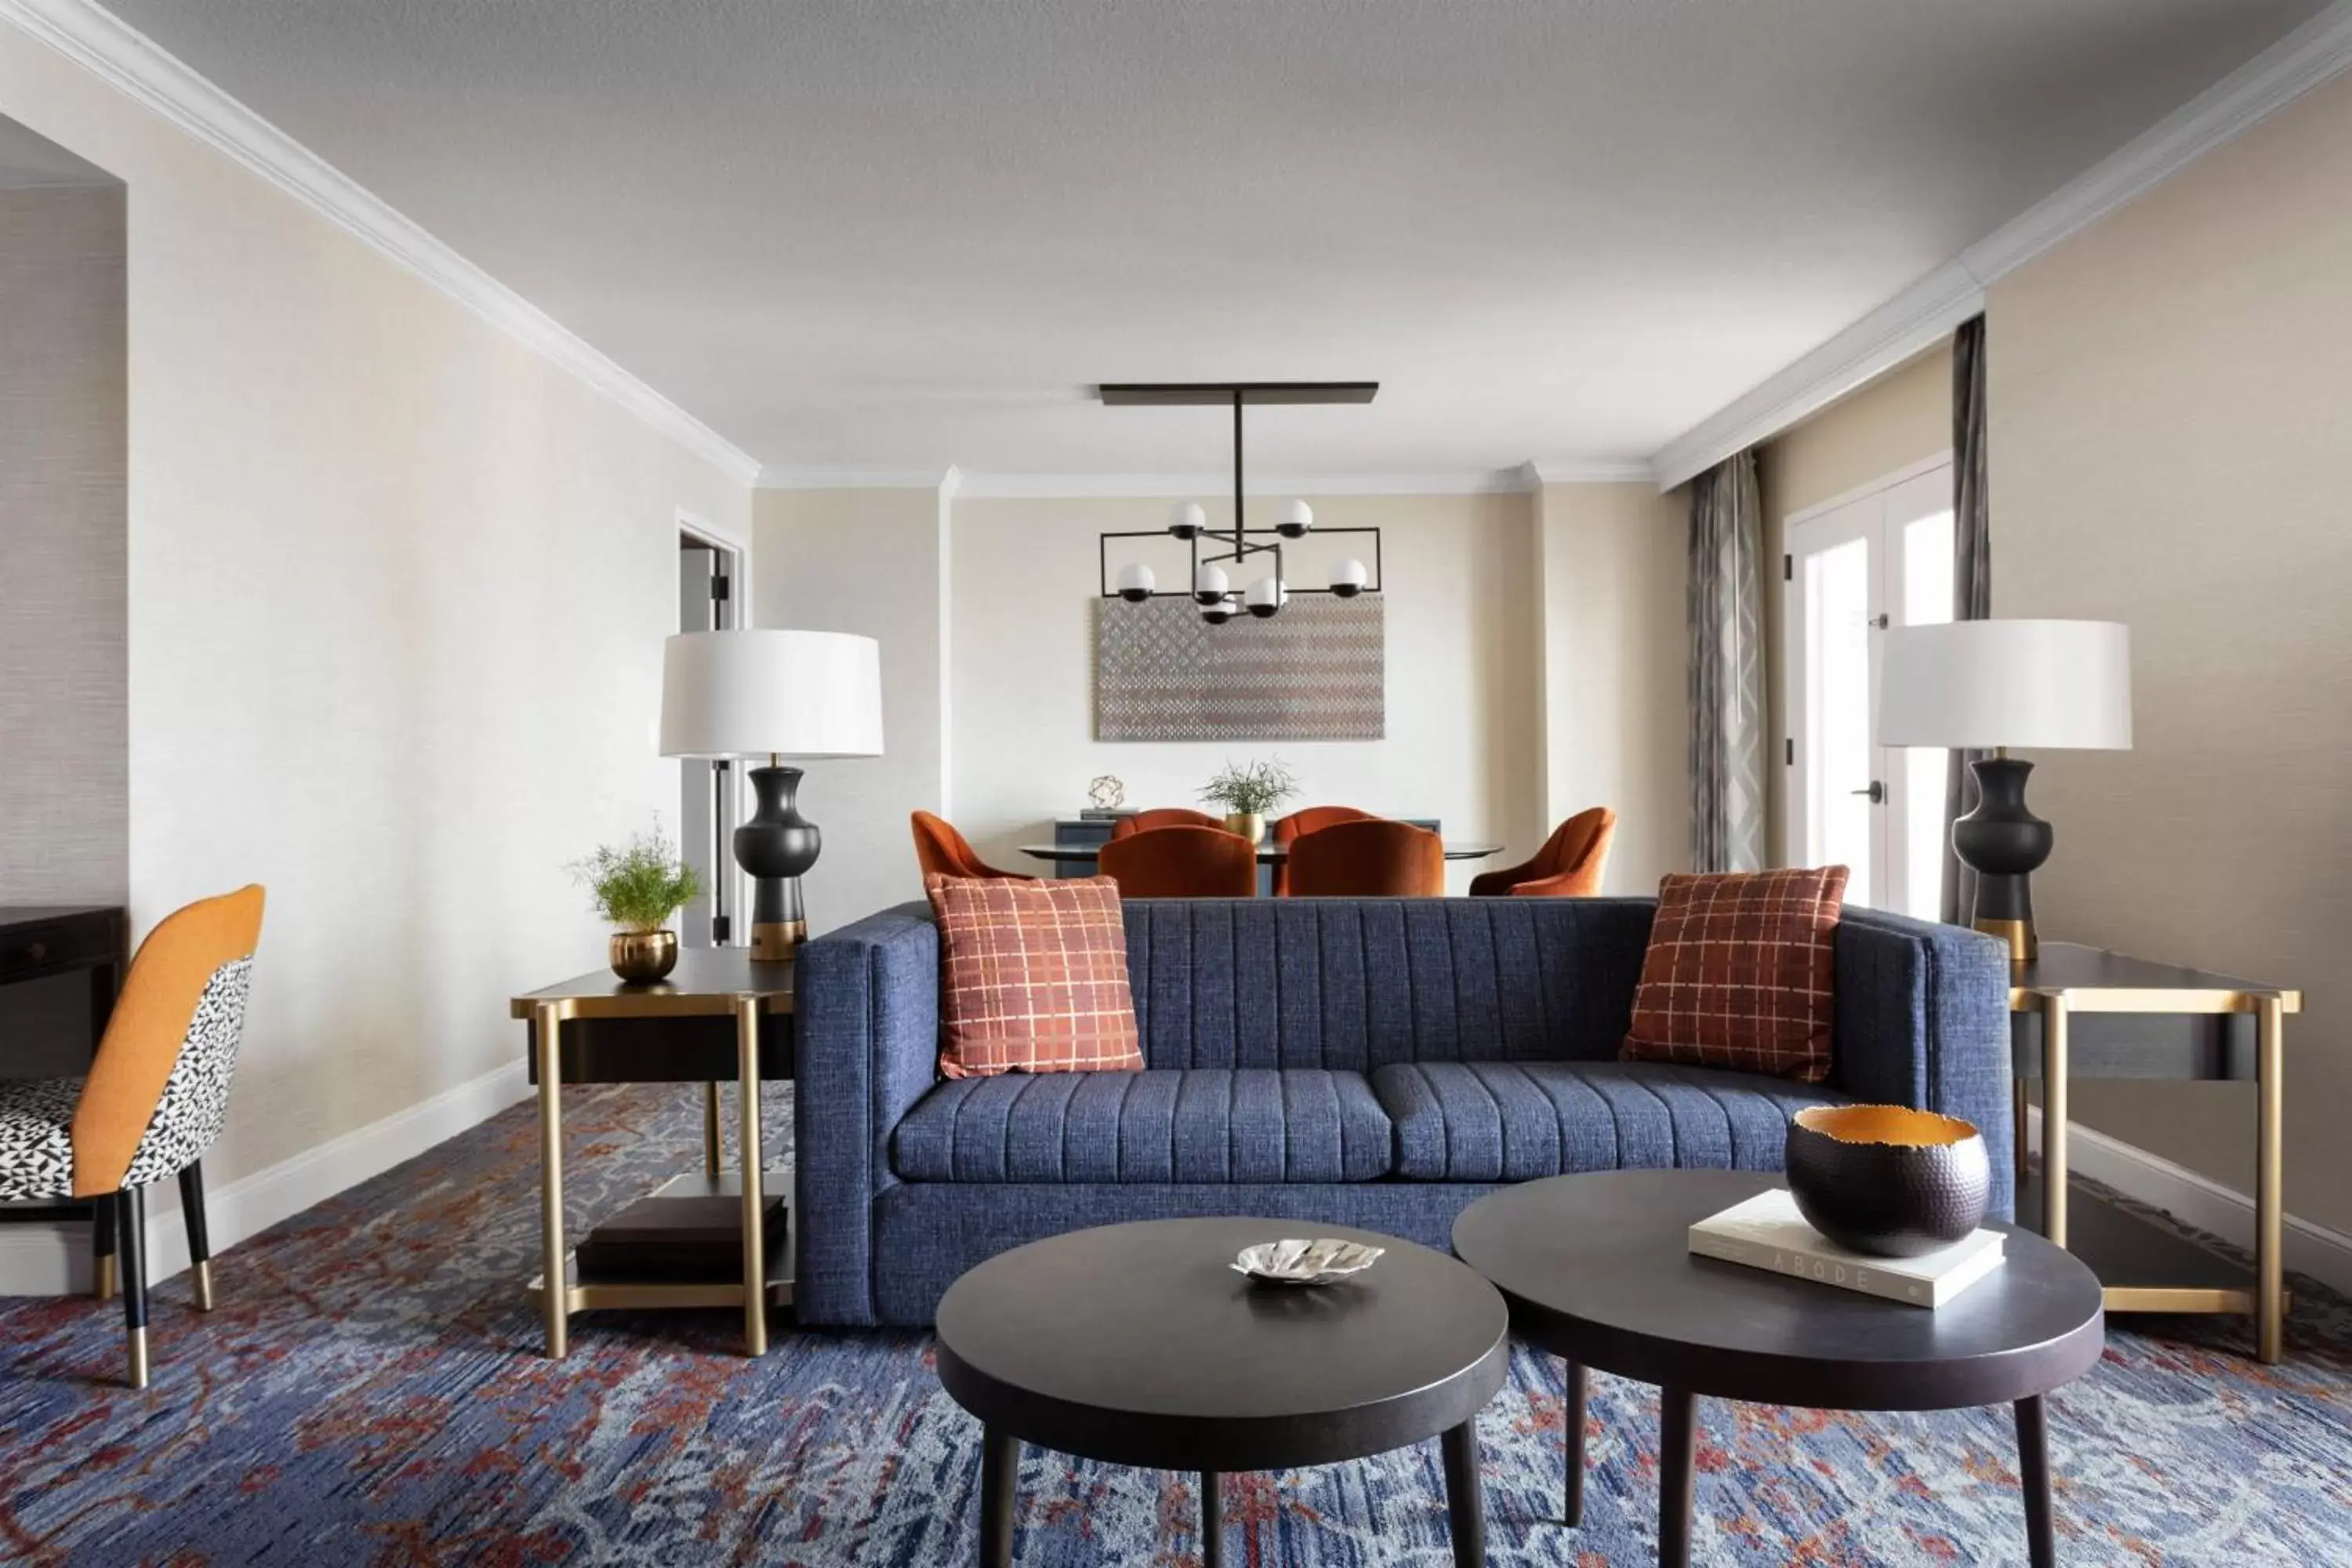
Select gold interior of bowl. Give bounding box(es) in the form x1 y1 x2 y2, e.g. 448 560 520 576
1793 1104 1978 1148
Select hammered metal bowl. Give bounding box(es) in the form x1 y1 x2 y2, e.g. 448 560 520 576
1232 1237 1385 1287
1785 1104 1990 1258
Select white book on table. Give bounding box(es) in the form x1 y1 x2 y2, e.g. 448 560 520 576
1687 1188 2005 1308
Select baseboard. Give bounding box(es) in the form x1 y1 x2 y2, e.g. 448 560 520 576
2024 1106 2352 1299
0 1059 531 1297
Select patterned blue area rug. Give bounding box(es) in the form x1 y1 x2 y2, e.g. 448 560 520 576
1 1082 2346 1565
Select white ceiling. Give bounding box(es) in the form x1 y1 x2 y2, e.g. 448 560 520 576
92 0 2328 477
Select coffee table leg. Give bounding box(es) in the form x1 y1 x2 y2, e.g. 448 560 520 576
1659 1386 1696 1568
979 1425 1019 1567
1200 1471 1223 1567
1563 1359 1588 1526
1439 1419 1486 1566
2016 1396 2055 1568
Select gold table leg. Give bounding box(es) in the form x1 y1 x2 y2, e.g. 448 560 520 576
2013 1077 2030 1183
703 1082 723 1178
535 1000 568 1359
737 1000 768 1358
2042 995 2069 1250
2256 996 2285 1365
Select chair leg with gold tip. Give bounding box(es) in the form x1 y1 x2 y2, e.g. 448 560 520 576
118 1188 150 1389
179 1161 215 1312
92 1194 118 1302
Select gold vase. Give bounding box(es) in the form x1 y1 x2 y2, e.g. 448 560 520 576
609 929 679 984
1224 811 1267 844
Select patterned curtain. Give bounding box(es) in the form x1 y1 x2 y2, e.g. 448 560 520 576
1940 315 1992 924
1688 450 1766 873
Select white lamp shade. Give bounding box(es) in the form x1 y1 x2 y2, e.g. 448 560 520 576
1328 557 1368 590
1194 564 1229 598
1878 619 2132 750
1244 575 1287 608
1116 562 1156 595
1277 499 1314 532
1168 501 1207 533
659 630 884 759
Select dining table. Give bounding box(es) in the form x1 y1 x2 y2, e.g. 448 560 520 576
1017 840 1505 866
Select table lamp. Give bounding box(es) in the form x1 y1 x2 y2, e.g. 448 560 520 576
659 630 884 961
1877 619 2132 964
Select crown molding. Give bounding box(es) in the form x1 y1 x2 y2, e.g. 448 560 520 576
947 469 1541 499
0 0 762 486
1524 458 1660 487
1647 0 2352 490
753 466 961 491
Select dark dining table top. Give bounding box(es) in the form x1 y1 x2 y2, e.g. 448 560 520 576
1018 840 1505 863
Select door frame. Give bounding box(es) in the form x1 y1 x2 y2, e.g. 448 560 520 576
1778 450 1954 911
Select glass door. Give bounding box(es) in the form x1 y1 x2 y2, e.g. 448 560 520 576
1783 463 1954 918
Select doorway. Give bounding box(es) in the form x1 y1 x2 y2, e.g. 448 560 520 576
1782 458 1955 917
677 527 743 947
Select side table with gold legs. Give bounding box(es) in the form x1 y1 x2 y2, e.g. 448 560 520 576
512 950 794 1359
2009 945 2300 1364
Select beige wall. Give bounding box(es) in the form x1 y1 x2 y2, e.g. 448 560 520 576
1987 68 2352 1232
1756 343 1953 859
948 492 1546 896
0 32 750 1203
0 183 125 908
1532 482 1690 893
753 487 947 930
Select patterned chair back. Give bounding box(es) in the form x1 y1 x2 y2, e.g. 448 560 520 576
71 887 265 1197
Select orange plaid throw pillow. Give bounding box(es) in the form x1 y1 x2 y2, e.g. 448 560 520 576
927 874 1143 1080
1620 867 1849 1083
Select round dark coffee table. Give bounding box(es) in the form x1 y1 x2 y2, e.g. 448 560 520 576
1453 1170 2104 1568
935 1217 1510 1566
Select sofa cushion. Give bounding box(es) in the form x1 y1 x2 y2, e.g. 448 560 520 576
1621 867 1849 1083
891 1068 1394 1184
1371 1059 1846 1182
927 874 1143 1079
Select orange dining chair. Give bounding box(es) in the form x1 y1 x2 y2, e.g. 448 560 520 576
1469 808 1617 897
1284 820 1445 898
1098 826 1258 898
0 886 265 1387
1269 805 1378 895
1108 808 1227 840
911 811 1034 882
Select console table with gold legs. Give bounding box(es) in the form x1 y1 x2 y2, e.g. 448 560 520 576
510 950 794 1359
2009 944 2300 1364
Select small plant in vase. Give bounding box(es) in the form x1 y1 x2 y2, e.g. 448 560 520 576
1200 757 1298 844
572 825 700 983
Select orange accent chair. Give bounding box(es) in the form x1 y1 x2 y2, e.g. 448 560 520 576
1098 826 1258 898
1109 808 1227 840
1469 808 1617 897
1284 820 1446 898
1269 805 1378 895
0 886 265 1387
911 811 1033 882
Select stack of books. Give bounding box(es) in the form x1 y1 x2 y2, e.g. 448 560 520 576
1688 1188 2005 1308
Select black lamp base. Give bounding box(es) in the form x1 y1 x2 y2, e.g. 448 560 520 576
1953 756 2053 964
735 764 820 962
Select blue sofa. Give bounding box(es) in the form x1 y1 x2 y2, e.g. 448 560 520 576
793 896 2012 1327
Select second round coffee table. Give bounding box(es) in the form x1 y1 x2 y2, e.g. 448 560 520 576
934 1217 1509 1566
1454 1170 2105 1568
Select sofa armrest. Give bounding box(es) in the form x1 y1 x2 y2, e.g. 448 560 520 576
793 902 939 1326
1832 908 2016 1221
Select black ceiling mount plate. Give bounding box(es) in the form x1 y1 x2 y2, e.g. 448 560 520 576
1098 381 1379 406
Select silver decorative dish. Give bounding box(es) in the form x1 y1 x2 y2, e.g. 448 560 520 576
1232 1238 1385 1287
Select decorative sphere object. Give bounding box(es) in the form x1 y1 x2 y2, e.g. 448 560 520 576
1194 564 1230 605
1329 557 1368 597
1087 775 1125 810
1784 1105 1990 1258
1276 499 1314 539
1244 575 1287 618
1167 501 1207 540
1116 562 1155 602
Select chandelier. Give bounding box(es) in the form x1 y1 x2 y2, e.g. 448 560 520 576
1096 382 1385 625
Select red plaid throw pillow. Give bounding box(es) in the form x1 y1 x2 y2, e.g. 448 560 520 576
1621 868 1849 1083
927 874 1143 1080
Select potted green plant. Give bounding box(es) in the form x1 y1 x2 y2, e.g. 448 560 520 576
572 826 700 982
1199 757 1298 844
